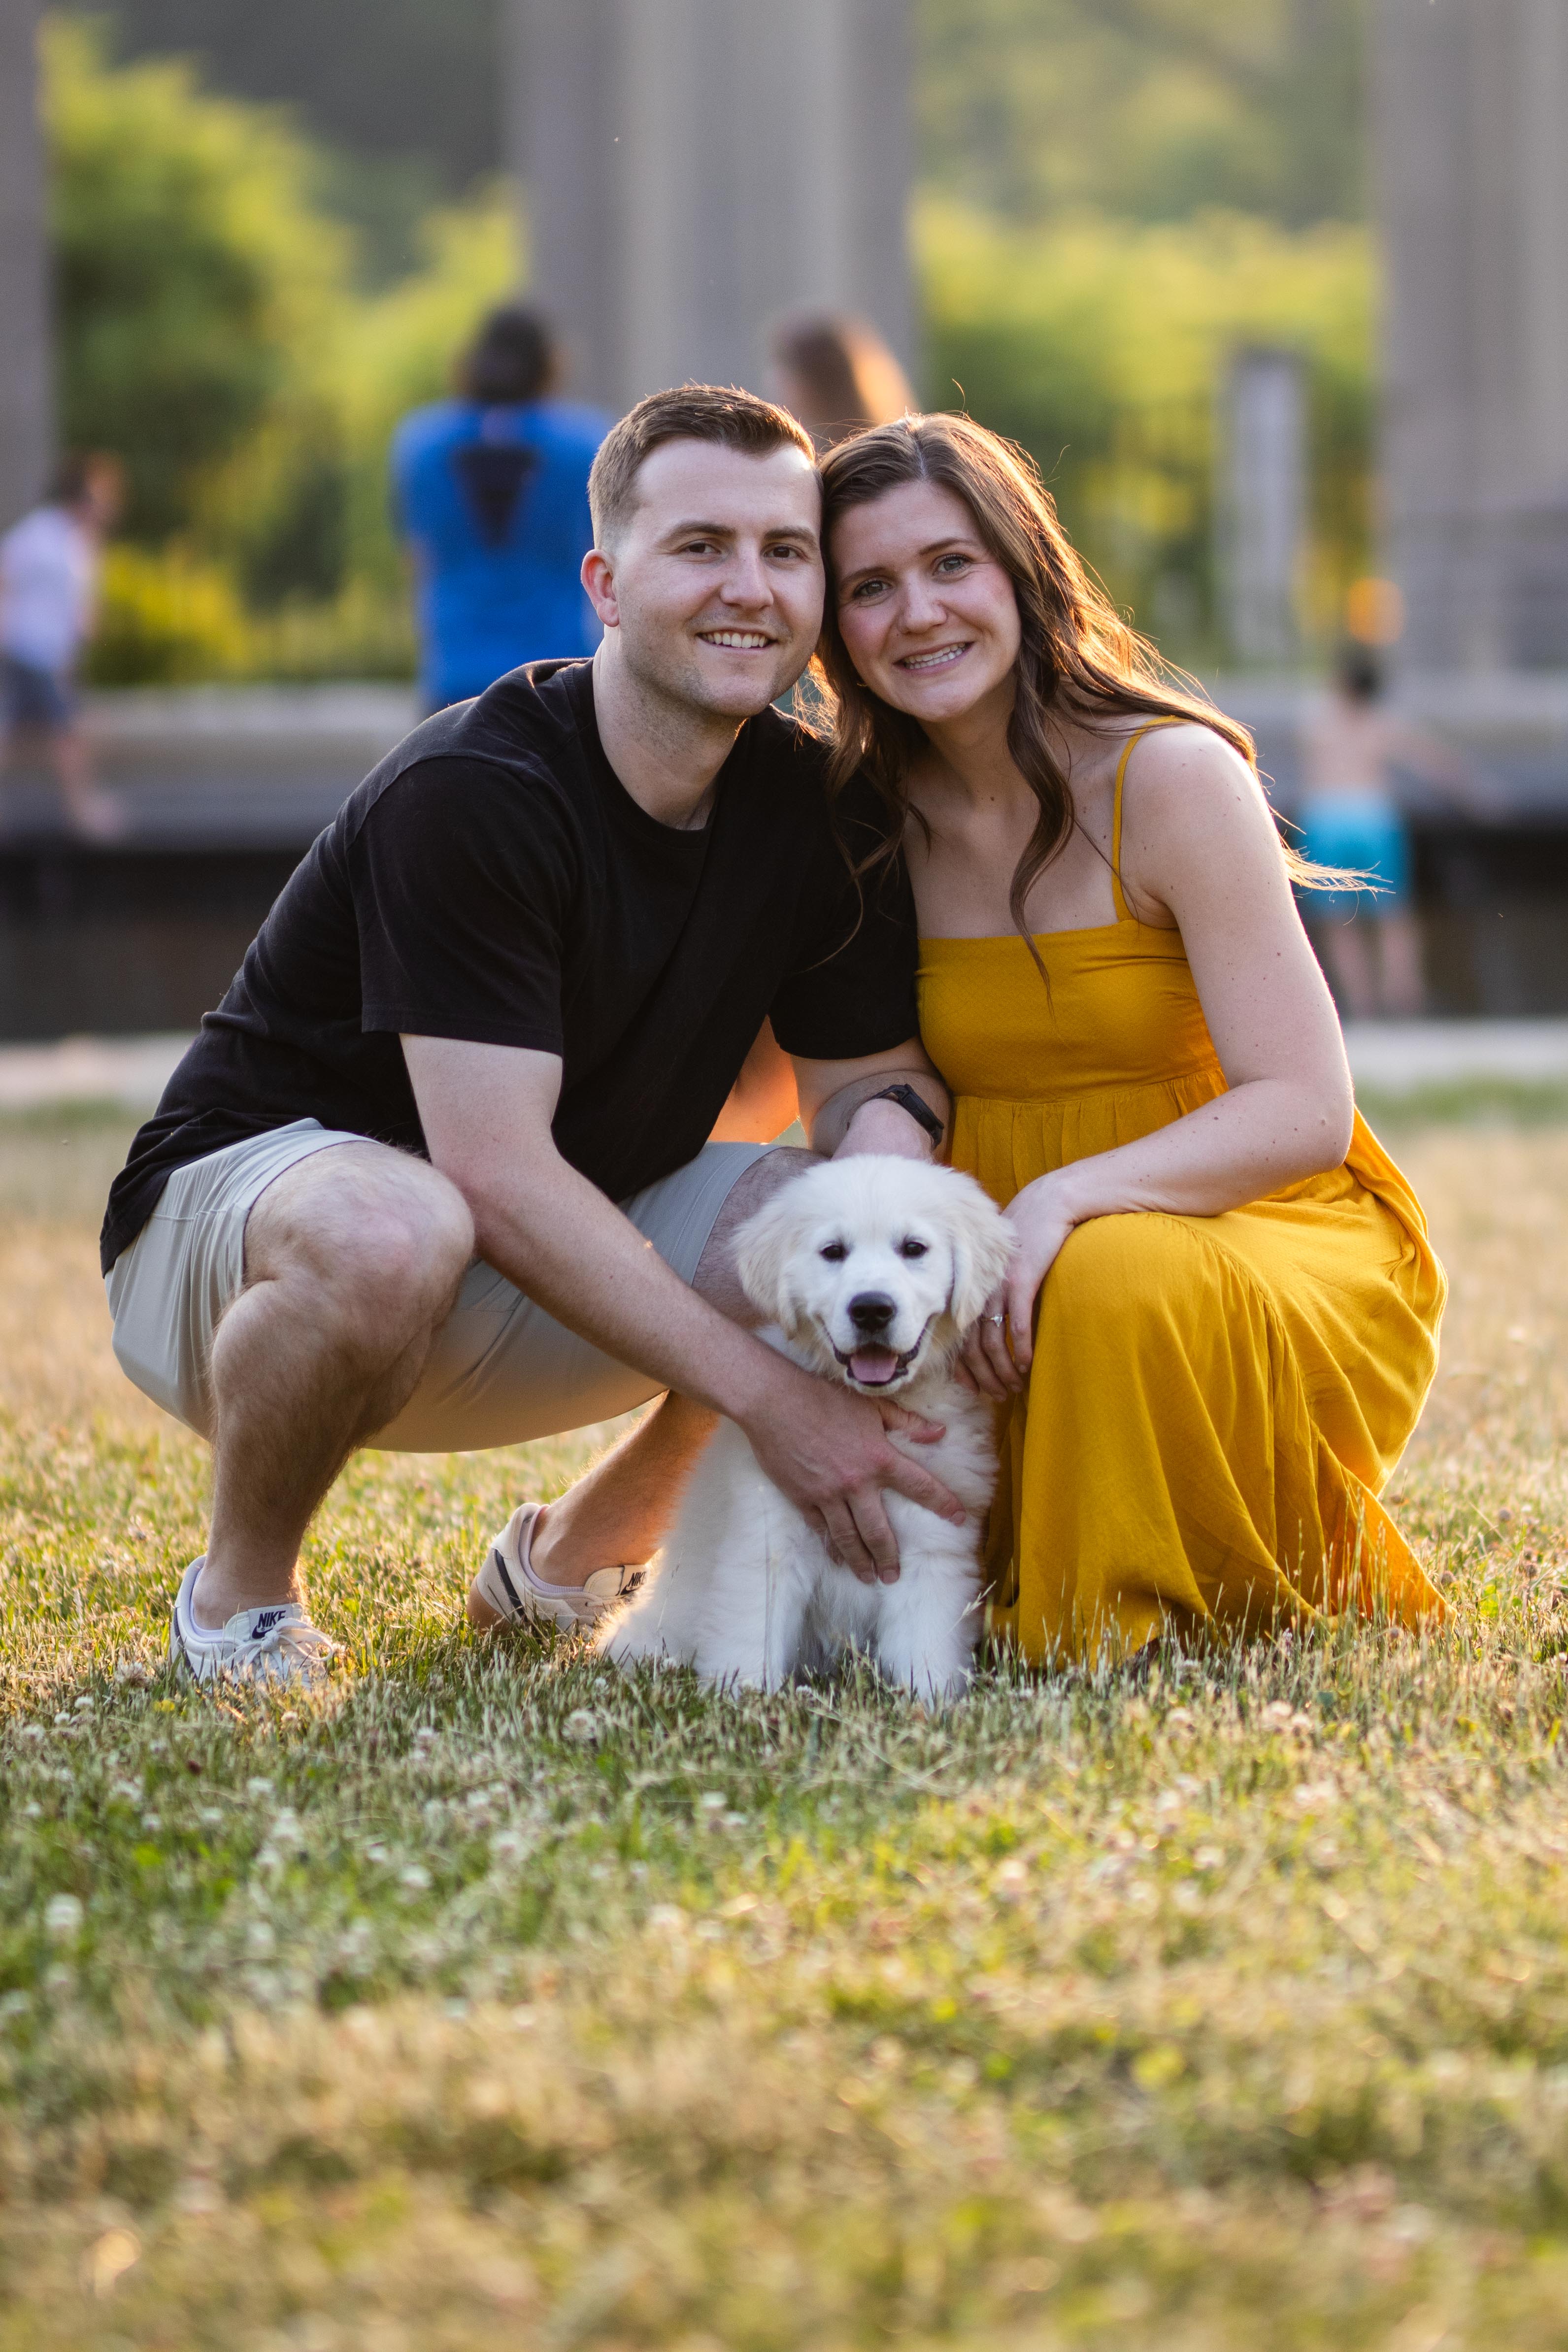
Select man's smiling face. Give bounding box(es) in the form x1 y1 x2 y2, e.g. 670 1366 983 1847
592 438 825 720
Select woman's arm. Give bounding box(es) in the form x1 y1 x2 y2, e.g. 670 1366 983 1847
968 725 1353 1394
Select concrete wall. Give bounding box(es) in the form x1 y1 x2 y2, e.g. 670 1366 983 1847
508 0 913 412
1373 0 1568 671
0 0 52 530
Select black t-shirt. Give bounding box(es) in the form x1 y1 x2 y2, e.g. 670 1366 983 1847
100 659 917 1274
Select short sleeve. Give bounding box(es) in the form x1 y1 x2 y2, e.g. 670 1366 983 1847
352 756 575 1054
768 782 919 1062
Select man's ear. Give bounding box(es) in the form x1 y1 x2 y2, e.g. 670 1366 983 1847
581 547 619 629
945 1180 1014 1332
733 1192 801 1328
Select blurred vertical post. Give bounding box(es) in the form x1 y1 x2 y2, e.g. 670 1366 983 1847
0 0 52 530
1372 0 1568 670
1218 347 1306 669
507 0 913 413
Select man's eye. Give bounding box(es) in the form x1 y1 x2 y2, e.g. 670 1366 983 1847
819 1241 849 1262
897 1237 929 1260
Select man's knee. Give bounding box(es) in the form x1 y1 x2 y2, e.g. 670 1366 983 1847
693 1145 818 1318
245 1147 474 1331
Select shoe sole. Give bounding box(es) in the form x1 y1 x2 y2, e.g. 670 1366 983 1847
476 1543 585 1634
168 1610 335 1689
168 1611 206 1683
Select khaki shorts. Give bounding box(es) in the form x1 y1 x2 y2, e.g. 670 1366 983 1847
104 1119 771 1452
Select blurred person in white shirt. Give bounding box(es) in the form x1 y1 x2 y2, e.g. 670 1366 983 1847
1 454 125 840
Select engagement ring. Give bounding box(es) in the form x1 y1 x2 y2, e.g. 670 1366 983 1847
988 1312 1005 1326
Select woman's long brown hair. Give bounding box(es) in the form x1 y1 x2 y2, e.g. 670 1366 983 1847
813 412 1336 954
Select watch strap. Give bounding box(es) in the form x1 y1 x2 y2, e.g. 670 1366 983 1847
866 1083 945 1147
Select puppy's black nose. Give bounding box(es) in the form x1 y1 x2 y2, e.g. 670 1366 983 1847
848 1291 896 1334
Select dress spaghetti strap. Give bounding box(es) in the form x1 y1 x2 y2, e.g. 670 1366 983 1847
1110 717 1186 922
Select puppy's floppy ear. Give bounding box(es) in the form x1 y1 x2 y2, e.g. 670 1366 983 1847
944 1176 1015 1332
733 1188 805 1328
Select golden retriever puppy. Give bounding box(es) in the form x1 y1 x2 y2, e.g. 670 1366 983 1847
594 1156 1011 1699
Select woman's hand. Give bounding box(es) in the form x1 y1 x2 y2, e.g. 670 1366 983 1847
957 1174 1080 1395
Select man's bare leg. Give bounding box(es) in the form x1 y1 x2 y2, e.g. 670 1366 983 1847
468 1146 815 1621
1313 919 1377 1022
195 1144 473 1629
1376 910 1426 1018
52 724 125 840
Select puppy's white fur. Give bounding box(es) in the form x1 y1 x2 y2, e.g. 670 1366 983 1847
593 1157 1012 1701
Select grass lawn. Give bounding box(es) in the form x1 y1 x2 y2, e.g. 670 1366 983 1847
4 1099 1568 2349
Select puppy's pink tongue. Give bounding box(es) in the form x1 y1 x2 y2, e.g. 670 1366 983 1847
850 1345 899 1386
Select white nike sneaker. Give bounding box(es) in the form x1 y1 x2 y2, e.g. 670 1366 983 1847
469 1504 642 1635
168 1558 342 1688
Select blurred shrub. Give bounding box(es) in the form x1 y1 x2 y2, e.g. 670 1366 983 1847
44 18 348 545
83 547 250 685
918 200 1374 663
82 549 415 686
241 581 416 683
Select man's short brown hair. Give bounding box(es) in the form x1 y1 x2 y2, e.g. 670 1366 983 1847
588 383 816 546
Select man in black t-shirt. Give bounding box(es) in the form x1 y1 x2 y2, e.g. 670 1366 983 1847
102 385 958 1685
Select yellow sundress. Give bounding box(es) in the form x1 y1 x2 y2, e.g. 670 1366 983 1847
917 723 1447 1666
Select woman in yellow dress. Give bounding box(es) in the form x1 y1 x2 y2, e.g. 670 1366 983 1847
816 415 1445 1667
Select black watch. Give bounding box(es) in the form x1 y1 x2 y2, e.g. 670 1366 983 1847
865 1083 945 1148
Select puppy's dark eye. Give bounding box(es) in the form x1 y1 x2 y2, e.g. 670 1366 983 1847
819 1240 849 1263
897 1236 929 1260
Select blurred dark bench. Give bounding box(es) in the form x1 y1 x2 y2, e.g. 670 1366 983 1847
0 687 411 1043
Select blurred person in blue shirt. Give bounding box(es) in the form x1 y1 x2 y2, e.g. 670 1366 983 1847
391 305 608 712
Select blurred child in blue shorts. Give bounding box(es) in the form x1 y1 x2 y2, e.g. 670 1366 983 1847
1299 645 1475 1018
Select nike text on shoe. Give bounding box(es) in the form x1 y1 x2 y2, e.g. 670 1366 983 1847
168 1558 342 1688
469 1504 642 1635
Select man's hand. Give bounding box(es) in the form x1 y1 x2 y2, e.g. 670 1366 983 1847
740 1357 964 1585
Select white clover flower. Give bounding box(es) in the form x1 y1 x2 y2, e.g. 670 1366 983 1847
43 1894 83 1939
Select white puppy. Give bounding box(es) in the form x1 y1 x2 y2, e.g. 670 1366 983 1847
593 1156 1012 1700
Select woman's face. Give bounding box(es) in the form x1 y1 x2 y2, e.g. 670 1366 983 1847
830 479 1022 728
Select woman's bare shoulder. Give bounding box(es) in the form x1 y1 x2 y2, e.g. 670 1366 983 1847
1122 719 1266 826
1118 720 1282 909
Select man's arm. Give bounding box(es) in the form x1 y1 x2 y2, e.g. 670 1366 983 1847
794 1037 951 1161
401 1034 965 1578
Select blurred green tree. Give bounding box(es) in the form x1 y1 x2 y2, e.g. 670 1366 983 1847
44 17 348 544
917 0 1364 229
913 0 1373 663
917 202 1373 662
44 21 518 678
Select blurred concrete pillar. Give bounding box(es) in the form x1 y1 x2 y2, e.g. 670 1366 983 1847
1373 0 1568 670
1218 347 1306 668
0 0 52 530
507 0 913 414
